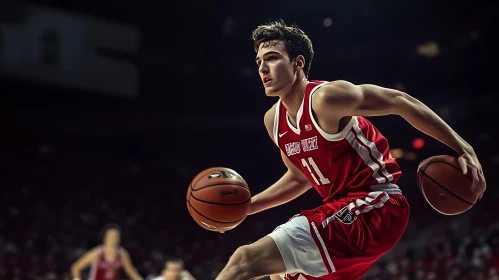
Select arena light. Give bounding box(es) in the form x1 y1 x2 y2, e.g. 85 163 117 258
323 18 332 28
412 138 425 149
416 41 440 58
404 151 417 161
390 148 404 159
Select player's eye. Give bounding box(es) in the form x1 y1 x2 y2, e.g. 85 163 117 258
268 56 277 61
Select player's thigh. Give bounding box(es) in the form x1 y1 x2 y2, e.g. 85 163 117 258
269 275 282 280
268 215 334 278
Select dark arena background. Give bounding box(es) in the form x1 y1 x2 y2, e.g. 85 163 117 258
1 0 498 279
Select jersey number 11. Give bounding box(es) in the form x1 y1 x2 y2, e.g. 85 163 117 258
301 157 331 185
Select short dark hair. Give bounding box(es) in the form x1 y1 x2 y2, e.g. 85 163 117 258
252 19 314 77
165 258 184 267
100 223 122 239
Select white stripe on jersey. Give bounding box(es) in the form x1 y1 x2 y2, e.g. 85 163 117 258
345 131 385 184
351 122 393 182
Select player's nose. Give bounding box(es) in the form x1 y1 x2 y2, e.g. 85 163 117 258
258 62 269 74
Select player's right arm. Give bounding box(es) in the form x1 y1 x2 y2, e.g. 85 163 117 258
71 248 99 279
248 104 312 215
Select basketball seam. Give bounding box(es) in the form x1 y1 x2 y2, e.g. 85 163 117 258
424 160 472 181
419 169 474 206
187 182 193 216
190 194 251 205
192 182 249 191
186 199 247 224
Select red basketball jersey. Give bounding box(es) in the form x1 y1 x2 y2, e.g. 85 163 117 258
89 246 122 280
274 80 402 201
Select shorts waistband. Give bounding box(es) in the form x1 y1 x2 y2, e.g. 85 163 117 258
370 183 402 194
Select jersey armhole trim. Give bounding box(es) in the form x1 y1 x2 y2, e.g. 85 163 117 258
273 100 281 146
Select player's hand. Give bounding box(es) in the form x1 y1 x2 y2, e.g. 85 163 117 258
457 148 486 200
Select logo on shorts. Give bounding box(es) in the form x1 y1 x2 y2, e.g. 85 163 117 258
333 206 357 224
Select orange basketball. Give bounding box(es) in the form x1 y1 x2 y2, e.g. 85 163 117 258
186 167 251 232
417 155 476 215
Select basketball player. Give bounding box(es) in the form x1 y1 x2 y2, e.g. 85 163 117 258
215 20 486 280
150 259 196 280
71 224 143 280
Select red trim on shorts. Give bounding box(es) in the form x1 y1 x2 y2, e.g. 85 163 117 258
309 222 334 274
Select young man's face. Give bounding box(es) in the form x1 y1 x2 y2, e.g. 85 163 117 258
256 40 297 97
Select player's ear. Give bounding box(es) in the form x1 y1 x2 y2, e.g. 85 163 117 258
294 55 305 70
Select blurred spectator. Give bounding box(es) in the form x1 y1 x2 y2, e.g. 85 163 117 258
149 259 195 280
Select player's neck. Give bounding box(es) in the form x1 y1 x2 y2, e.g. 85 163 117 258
103 245 117 252
280 77 308 122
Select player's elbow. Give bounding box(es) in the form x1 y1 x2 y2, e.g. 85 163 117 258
391 93 425 117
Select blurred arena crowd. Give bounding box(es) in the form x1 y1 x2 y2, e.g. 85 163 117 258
1 95 497 280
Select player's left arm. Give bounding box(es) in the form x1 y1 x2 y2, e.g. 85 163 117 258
121 249 143 280
313 80 486 199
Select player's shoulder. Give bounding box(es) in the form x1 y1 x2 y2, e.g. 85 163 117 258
84 246 101 261
91 246 103 253
181 270 195 280
312 80 362 114
313 80 358 100
119 247 129 257
263 101 279 131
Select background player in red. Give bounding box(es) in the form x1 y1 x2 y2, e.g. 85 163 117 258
71 224 143 280
150 259 196 280
215 20 486 280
